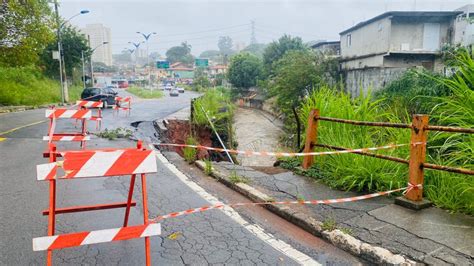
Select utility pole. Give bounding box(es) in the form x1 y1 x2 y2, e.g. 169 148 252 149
88 35 94 86
54 0 65 104
81 50 86 88
250 20 256 45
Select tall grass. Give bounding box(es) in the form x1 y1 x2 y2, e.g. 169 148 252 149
0 66 61 106
297 86 411 191
0 66 82 106
424 50 474 214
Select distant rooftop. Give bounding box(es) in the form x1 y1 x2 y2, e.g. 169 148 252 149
310 40 340 49
339 11 462 35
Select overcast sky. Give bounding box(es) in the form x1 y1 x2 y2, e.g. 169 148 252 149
59 0 473 56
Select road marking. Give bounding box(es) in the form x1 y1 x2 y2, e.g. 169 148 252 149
151 145 320 266
0 120 47 136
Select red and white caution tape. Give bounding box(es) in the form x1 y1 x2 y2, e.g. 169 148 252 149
45 109 92 119
75 100 103 108
157 143 409 157
48 115 56 143
33 223 161 251
150 184 422 223
36 149 157 180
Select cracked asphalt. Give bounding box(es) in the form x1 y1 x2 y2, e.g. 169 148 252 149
0 90 361 265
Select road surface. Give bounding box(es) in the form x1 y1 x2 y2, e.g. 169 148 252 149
0 90 361 265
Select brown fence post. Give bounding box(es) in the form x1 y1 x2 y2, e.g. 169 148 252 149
302 109 320 169
395 114 432 210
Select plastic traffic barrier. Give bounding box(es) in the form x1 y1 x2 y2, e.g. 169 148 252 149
34 141 159 266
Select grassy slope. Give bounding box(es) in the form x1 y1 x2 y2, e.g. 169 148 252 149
0 66 82 106
127 86 164 99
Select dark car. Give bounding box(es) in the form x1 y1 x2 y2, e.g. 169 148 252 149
80 87 118 108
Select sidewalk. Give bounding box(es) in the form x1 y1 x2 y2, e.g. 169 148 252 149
205 161 474 265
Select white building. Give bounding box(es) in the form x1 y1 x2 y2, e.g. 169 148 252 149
338 6 474 96
81 24 113 66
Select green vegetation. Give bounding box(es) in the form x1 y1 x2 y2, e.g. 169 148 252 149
321 218 337 231
229 170 250 184
95 128 133 140
127 86 164 99
0 2 91 106
276 51 474 215
262 34 306 76
165 42 193 65
192 88 233 129
0 66 82 106
183 136 198 163
203 159 213 175
227 52 263 92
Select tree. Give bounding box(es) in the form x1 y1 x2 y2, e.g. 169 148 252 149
0 1 54 66
166 42 194 65
218 36 233 55
242 43 267 58
262 35 306 76
270 50 328 114
227 52 263 91
41 26 91 78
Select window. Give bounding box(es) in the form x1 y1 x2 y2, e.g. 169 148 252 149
347 34 352 47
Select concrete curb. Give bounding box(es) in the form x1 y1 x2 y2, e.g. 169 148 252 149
195 160 418 265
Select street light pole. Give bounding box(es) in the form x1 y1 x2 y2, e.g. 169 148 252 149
136 32 156 90
89 41 109 87
128 41 142 83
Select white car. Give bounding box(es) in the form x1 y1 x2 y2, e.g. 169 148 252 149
165 84 173 90
169 89 179 97
177 87 185 93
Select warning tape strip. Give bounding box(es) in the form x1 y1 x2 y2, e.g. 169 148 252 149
150 184 421 223
157 143 414 157
33 223 161 251
115 96 131 102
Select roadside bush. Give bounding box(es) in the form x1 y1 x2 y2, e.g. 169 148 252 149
193 88 233 131
375 69 449 119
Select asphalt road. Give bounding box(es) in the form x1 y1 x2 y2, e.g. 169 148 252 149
0 89 360 265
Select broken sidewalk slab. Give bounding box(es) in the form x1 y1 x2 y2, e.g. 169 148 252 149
202 161 474 265
369 204 474 257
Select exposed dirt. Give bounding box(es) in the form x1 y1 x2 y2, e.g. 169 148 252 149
250 166 290 175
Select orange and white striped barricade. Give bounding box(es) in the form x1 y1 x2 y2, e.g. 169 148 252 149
75 100 104 130
114 96 131 116
44 108 91 149
34 141 159 266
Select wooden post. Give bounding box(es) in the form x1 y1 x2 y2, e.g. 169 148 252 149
405 114 429 201
302 109 320 169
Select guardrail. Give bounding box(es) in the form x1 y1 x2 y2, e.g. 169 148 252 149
302 109 473 209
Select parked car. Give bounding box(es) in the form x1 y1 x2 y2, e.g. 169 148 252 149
165 84 173 90
80 87 118 108
169 89 179 97
177 87 185 93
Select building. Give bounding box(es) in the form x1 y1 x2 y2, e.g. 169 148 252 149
310 40 341 56
453 5 474 46
81 24 113 66
167 62 194 79
338 10 467 95
209 65 228 76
